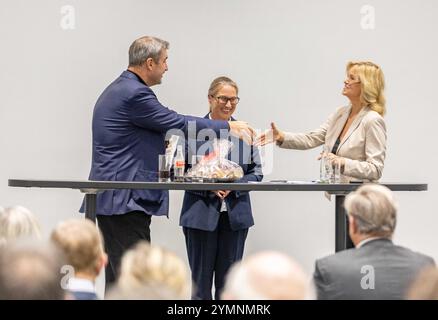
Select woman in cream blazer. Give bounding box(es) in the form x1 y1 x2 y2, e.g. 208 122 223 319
256 61 387 182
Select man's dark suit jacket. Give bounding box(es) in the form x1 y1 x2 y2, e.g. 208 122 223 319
81 70 229 216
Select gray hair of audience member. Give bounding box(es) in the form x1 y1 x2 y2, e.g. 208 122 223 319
128 36 169 66
0 241 66 300
407 267 438 300
0 206 41 247
344 184 397 237
221 251 311 300
118 241 190 299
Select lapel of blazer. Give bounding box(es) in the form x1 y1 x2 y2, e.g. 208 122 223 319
327 107 350 152
336 106 369 153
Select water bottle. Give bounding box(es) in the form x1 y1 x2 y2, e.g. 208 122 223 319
319 146 331 183
174 145 185 182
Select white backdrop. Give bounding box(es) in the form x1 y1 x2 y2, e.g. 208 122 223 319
1 0 437 290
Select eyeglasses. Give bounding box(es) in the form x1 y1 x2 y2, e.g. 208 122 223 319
211 95 240 105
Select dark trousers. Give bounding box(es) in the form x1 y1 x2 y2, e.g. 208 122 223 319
97 211 151 285
183 212 248 300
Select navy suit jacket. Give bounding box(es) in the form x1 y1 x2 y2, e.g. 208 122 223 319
81 71 229 216
180 115 263 231
70 291 98 300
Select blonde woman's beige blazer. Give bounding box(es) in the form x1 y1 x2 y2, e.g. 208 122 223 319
279 105 386 182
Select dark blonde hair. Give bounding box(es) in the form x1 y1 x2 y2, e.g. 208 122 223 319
208 76 239 111
51 219 105 275
347 61 386 116
118 241 190 298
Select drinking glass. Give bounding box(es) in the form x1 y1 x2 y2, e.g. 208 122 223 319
158 154 171 182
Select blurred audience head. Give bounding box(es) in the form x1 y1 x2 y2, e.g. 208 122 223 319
222 251 311 300
0 241 66 300
116 241 190 299
407 267 438 300
0 206 41 247
345 184 397 245
51 219 107 280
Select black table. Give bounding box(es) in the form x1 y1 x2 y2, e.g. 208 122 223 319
8 179 427 252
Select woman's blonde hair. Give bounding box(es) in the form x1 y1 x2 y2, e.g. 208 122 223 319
118 241 190 298
0 206 41 247
347 61 386 116
208 76 239 111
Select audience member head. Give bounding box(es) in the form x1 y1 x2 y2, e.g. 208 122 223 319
407 267 438 300
344 184 397 246
0 206 41 247
0 241 66 299
117 241 190 299
50 219 107 281
222 251 310 300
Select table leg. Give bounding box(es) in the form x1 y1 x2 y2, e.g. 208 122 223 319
84 193 97 223
335 195 354 252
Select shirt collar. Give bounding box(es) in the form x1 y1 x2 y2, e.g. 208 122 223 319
356 236 388 248
67 277 96 293
208 112 231 121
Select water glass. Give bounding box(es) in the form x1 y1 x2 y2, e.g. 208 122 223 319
158 154 171 182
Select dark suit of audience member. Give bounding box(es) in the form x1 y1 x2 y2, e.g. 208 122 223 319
313 184 435 300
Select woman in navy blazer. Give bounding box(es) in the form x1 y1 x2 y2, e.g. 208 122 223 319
180 77 263 300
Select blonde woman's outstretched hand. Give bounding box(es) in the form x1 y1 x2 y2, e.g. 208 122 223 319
255 122 285 147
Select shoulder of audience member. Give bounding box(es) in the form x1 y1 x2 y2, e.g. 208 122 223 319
392 244 436 266
315 248 359 271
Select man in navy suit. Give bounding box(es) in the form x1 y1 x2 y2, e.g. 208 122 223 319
81 37 254 284
180 77 263 300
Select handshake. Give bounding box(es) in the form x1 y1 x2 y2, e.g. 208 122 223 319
228 121 284 147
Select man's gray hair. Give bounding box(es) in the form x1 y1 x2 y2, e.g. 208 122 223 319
344 184 397 237
128 36 169 66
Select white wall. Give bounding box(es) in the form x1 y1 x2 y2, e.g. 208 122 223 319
1 0 437 284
